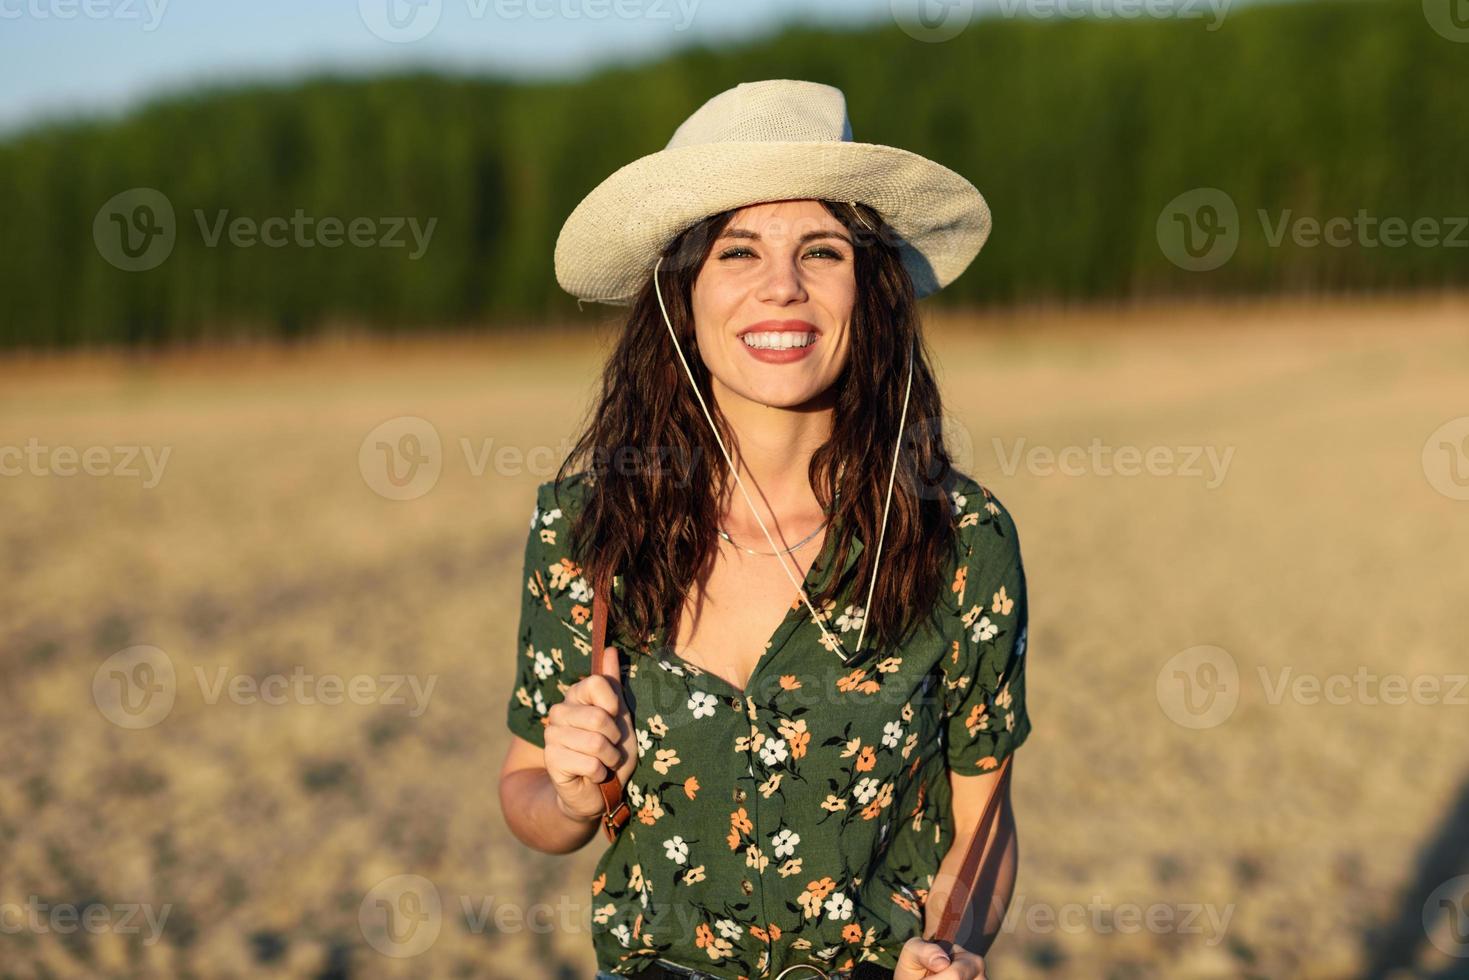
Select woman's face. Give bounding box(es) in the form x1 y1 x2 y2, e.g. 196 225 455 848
689 199 856 411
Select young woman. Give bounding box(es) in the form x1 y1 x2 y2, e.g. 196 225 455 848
498 80 1031 980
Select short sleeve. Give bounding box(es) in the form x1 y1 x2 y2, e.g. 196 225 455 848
942 484 1032 776
505 479 595 748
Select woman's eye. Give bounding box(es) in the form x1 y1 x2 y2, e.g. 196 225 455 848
716 245 844 261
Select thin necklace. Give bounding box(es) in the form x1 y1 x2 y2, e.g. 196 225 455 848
717 488 841 557
718 518 826 557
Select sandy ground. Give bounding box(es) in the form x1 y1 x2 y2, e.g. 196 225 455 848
1 292 1467 979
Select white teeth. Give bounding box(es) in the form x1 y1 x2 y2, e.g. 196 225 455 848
741 331 817 350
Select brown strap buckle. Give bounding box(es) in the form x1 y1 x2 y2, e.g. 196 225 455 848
601 797 631 841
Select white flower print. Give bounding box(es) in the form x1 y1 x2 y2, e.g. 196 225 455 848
823 892 853 920
636 728 652 754
539 506 562 527
532 690 547 717
688 691 718 719
612 923 631 947
972 615 998 643
568 576 592 603
532 650 555 680
881 720 903 748
664 835 689 865
770 827 801 858
949 490 967 516
835 604 866 633
759 737 789 767
853 777 879 805
715 918 742 940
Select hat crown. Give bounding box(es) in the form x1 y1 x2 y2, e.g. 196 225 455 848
666 79 854 150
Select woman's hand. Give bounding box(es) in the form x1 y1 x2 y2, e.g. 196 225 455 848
893 938 987 979
542 644 638 824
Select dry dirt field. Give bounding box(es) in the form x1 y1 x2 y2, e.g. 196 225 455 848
1 294 1467 979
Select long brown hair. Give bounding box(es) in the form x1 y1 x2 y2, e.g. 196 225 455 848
552 199 962 656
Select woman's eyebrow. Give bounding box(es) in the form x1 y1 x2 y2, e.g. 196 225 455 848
718 228 854 246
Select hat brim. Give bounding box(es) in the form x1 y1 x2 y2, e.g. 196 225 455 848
554 140 992 306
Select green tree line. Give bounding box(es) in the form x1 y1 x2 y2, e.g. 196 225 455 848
0 0 1464 349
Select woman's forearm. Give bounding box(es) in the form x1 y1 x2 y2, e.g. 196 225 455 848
499 766 604 854
923 804 1018 956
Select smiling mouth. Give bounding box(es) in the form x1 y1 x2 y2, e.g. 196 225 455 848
740 331 819 351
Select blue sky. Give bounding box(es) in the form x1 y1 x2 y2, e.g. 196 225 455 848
0 0 889 133
0 0 1251 134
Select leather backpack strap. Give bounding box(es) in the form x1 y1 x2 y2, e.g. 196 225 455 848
591 572 631 842
928 752 1013 945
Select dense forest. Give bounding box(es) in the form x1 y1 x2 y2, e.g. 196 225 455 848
0 0 1463 348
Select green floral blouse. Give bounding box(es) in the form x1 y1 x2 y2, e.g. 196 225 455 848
505 468 1031 978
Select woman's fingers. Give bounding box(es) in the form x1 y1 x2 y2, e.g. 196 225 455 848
893 938 986 979
892 938 954 979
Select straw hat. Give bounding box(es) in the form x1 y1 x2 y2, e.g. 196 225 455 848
554 78 992 306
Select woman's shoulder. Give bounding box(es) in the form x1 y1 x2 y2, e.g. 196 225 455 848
531 468 595 525
942 466 1024 574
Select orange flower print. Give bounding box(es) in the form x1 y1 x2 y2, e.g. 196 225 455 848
892 890 920 916
992 584 1014 616
638 792 664 825
842 923 863 943
779 674 802 691
592 872 606 896
777 718 810 759
951 564 967 605
531 569 553 611
684 776 700 799
855 745 876 772
548 557 580 590
965 701 990 737
837 668 867 693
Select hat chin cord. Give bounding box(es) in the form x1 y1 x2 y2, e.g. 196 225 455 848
650 254 914 661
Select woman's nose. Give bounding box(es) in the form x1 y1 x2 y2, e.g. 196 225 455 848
755 255 808 304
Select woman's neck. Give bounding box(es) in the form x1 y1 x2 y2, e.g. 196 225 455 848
710 381 835 537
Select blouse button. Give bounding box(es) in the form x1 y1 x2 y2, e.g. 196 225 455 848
731 697 743 711
740 878 754 896
733 787 747 803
